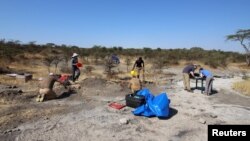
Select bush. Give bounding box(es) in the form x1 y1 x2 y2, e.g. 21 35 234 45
60 65 72 73
203 55 228 68
84 66 95 74
232 80 250 96
204 59 219 68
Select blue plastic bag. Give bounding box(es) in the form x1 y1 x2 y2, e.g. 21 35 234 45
133 88 170 118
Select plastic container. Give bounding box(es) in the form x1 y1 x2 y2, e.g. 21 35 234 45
76 63 83 68
130 70 138 77
125 94 145 108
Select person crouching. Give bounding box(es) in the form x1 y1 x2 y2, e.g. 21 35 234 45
36 73 66 102
128 73 142 94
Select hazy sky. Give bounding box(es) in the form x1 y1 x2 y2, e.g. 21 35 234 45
0 0 249 52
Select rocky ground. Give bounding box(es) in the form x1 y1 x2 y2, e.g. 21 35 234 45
0 67 250 141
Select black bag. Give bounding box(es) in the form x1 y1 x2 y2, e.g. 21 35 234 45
125 94 145 108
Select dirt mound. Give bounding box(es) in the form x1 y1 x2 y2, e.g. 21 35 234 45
80 78 131 97
81 78 107 88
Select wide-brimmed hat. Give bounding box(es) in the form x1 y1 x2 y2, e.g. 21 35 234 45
72 53 78 57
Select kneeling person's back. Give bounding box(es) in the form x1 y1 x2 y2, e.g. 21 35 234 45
129 77 142 93
37 74 61 102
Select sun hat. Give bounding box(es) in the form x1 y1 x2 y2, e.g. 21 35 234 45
72 53 78 57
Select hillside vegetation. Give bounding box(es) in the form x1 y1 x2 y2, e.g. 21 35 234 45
0 39 246 70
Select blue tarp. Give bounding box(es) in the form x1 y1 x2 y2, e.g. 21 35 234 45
132 88 170 118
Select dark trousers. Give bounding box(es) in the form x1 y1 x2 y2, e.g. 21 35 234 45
72 66 80 82
205 76 213 95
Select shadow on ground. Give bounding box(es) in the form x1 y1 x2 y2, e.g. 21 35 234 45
56 90 76 99
159 107 178 120
191 87 218 95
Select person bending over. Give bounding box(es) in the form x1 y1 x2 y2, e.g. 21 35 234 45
182 64 197 92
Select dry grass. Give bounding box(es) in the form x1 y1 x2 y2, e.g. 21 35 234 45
0 63 51 90
23 52 44 59
0 75 40 91
232 80 250 96
9 62 59 78
0 75 24 86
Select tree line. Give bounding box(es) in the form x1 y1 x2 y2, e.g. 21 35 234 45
0 38 246 69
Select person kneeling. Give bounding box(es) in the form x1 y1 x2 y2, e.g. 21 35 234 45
36 73 70 102
128 74 142 94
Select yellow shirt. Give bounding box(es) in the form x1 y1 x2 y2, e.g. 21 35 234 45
129 77 141 92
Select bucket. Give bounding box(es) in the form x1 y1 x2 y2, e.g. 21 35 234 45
130 70 138 76
77 63 83 68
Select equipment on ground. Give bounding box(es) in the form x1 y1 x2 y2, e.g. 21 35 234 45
125 94 145 108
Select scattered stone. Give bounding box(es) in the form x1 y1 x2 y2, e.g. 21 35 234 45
18 89 23 93
38 77 43 81
121 107 128 112
119 118 129 125
198 118 206 124
135 126 147 132
199 109 205 112
210 114 218 118
115 97 124 101
129 119 139 124
172 104 181 107
4 129 13 134
169 136 181 141
70 84 81 89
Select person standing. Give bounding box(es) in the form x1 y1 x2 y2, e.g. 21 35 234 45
132 57 145 80
199 68 214 95
182 64 197 92
71 53 80 82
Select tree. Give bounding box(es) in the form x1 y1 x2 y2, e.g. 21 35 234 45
28 41 36 46
46 43 56 47
156 47 162 52
52 56 64 73
104 55 118 79
0 39 5 45
153 56 166 72
227 29 250 66
125 57 131 72
43 56 55 73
